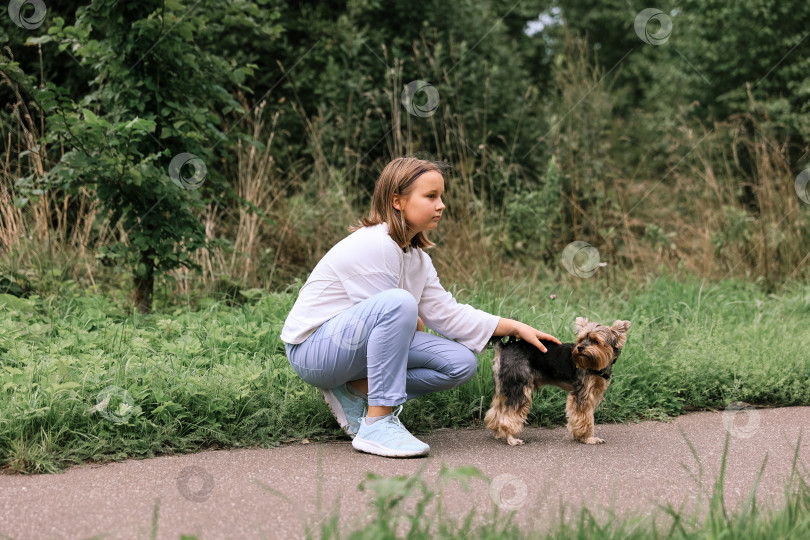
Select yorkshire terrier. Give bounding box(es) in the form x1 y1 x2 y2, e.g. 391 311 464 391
484 317 631 445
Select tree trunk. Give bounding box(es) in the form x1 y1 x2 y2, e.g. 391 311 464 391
134 261 154 314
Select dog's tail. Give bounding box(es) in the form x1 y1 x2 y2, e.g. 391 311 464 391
489 336 518 351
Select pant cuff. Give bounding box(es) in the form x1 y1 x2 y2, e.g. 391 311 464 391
367 397 406 407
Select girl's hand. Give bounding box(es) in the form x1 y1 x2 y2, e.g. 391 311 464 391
417 316 425 332
494 318 560 353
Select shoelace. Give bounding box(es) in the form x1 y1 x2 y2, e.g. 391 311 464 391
389 405 405 428
363 405 410 435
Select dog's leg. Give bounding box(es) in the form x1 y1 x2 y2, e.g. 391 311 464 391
486 385 532 446
484 344 507 439
505 385 533 445
566 393 601 444
484 346 533 445
566 379 608 444
485 393 514 443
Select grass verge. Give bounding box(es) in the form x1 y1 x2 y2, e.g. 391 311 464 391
1 274 809 473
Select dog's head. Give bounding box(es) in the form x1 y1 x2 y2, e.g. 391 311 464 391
572 317 632 372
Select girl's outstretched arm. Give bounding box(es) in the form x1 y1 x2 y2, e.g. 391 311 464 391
493 318 560 353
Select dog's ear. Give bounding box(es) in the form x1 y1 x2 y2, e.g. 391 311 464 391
574 317 589 334
611 320 631 348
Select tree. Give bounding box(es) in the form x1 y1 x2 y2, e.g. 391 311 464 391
16 0 281 312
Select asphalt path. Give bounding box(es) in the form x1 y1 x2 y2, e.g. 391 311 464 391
1 406 808 539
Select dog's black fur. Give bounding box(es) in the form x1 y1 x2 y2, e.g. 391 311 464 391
495 337 619 410
486 318 631 445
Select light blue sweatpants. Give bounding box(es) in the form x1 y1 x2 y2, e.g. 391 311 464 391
284 288 478 406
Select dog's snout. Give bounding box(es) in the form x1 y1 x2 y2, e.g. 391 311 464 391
576 344 584 352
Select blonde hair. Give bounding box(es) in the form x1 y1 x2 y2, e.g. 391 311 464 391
351 156 450 250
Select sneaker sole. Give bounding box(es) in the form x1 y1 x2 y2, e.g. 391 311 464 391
319 388 357 439
351 437 430 458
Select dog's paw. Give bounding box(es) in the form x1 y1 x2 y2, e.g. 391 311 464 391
506 436 524 446
580 437 605 445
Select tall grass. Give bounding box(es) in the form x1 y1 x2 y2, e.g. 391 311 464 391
1 49 117 295
2 31 807 301
626 106 810 289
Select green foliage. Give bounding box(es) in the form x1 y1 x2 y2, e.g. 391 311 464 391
0 269 34 297
712 205 755 254
235 0 551 188
549 0 810 158
6 1 282 311
4 0 809 295
664 0 810 140
502 155 562 258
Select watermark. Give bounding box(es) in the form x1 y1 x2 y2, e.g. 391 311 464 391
489 473 528 511
176 466 215 502
169 153 207 190
8 0 46 29
401 80 440 118
330 317 370 352
722 401 760 439
634 8 672 45
90 385 135 423
561 241 603 278
795 169 810 204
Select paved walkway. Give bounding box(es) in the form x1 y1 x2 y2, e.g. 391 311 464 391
1 407 808 539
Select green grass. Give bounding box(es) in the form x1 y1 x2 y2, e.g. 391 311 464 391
1 274 809 473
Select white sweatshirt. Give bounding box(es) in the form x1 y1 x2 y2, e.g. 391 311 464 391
280 223 500 354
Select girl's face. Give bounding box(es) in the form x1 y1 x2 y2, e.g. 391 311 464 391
393 171 445 239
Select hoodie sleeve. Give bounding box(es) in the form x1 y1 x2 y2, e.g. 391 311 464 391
417 254 500 354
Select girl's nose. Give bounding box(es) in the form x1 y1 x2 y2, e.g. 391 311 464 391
437 198 446 210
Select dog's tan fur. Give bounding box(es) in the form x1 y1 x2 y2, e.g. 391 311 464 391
485 318 631 445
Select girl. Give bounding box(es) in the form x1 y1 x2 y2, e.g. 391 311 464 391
281 157 559 458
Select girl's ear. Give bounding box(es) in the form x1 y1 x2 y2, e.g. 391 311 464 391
392 193 402 211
